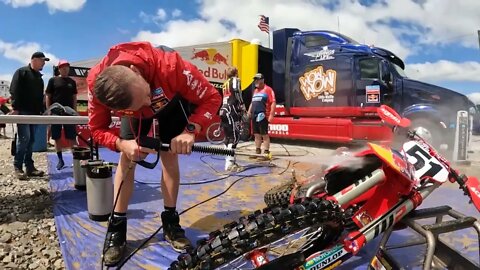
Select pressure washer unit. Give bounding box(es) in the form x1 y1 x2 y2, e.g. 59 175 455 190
83 160 116 221
72 147 91 190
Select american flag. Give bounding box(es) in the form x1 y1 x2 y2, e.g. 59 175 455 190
258 15 269 33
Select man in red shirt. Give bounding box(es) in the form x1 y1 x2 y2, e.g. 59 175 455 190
87 42 221 266
247 73 276 155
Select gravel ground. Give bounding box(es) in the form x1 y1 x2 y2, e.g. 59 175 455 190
0 126 65 270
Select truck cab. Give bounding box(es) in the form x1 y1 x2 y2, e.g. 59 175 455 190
270 28 474 149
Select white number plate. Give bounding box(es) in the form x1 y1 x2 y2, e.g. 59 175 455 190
403 141 449 183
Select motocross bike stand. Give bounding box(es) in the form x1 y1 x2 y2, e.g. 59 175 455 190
369 205 480 270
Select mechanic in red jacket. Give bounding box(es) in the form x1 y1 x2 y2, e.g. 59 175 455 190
87 42 221 266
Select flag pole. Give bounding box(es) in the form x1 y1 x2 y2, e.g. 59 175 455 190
268 31 271 49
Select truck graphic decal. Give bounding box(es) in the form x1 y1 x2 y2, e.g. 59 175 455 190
304 47 335 62
366 85 380 103
299 66 337 102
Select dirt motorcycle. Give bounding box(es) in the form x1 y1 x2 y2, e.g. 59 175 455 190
169 105 480 270
263 146 351 208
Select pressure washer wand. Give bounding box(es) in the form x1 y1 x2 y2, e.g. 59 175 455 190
160 141 271 159
137 136 271 169
138 136 234 156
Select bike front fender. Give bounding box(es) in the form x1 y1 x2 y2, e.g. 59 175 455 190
466 176 480 211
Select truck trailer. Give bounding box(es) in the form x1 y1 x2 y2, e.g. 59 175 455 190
66 28 474 151
265 28 475 151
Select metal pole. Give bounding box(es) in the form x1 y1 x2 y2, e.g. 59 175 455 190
338 16 340 32
0 115 119 125
268 31 271 49
478 30 480 50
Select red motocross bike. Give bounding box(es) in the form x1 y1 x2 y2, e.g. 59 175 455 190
169 105 480 270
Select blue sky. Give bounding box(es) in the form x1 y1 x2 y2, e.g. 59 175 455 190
0 0 479 100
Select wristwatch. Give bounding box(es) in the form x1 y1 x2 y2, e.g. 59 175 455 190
185 123 197 135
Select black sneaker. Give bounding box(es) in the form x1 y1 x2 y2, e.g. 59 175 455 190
250 148 262 159
161 211 192 252
103 217 127 267
14 168 28 181
26 167 44 177
56 160 65 170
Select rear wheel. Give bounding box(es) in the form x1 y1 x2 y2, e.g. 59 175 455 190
169 198 345 270
264 180 295 207
264 179 327 207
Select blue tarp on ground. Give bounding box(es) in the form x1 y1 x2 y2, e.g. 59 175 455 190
47 148 479 270
48 148 281 270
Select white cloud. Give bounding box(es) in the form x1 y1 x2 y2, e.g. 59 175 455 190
139 8 168 26
156 8 167 21
132 0 479 59
0 39 58 69
2 0 86 13
134 19 236 48
467 93 480 105
117 28 130 35
0 40 40 63
405 61 480 82
139 11 151 23
171 9 182 18
0 74 13 82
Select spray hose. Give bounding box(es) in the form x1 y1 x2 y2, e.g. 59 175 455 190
136 136 272 169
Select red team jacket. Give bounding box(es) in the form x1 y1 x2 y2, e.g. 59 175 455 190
87 42 221 151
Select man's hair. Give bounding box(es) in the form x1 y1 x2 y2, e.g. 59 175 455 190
226 67 238 78
93 65 135 110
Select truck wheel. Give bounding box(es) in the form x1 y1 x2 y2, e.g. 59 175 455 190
410 118 442 147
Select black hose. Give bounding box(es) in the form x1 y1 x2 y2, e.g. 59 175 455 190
115 171 270 269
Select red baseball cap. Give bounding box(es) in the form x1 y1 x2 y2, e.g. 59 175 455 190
58 60 70 68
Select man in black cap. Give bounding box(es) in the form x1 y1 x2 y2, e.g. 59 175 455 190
9 51 49 180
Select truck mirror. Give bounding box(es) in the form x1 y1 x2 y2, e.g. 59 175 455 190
382 72 392 84
381 61 392 84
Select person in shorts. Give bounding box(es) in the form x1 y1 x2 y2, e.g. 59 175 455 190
87 41 221 266
247 73 276 155
45 60 78 170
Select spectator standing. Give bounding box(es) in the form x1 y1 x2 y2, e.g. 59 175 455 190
0 97 10 138
9 52 48 180
247 73 276 156
220 67 245 171
45 60 78 170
